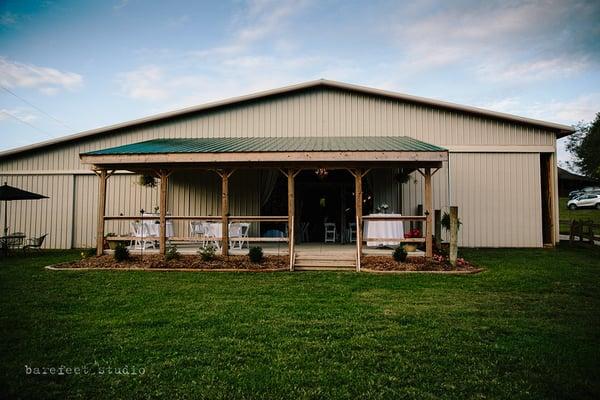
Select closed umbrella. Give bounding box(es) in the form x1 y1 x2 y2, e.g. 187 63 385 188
0 182 49 237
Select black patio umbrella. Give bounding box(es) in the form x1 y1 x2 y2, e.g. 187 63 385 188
0 182 49 236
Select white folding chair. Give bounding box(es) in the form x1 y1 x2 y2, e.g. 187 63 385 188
324 223 336 243
347 222 356 243
204 223 221 250
299 222 310 242
230 223 250 249
130 221 155 250
229 223 242 250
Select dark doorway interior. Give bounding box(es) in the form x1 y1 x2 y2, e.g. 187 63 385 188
261 169 374 242
540 153 554 245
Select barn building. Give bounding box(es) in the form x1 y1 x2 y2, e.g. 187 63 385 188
0 80 573 255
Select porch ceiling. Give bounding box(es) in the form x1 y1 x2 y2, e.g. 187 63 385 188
80 136 448 171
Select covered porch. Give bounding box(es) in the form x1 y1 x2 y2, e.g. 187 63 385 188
80 136 448 271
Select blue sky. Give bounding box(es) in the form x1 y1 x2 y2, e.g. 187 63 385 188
0 0 599 167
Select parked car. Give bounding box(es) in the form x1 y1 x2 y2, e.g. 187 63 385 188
569 186 600 199
567 194 600 210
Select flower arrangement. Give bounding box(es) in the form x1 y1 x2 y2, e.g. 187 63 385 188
375 203 389 213
405 228 421 238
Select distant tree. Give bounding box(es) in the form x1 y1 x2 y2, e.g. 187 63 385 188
565 113 600 179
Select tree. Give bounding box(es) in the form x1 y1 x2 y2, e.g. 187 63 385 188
566 112 600 179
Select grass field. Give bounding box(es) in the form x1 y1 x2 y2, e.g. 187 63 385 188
559 197 600 234
1 246 599 399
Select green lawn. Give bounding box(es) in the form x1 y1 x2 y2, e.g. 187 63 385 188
1 247 599 399
559 197 600 234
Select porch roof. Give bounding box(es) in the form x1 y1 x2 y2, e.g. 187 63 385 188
84 136 445 155
80 136 448 170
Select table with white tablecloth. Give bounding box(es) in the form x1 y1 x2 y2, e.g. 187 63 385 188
363 213 404 247
142 213 174 238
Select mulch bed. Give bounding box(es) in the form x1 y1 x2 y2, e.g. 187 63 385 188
362 255 479 272
52 254 288 271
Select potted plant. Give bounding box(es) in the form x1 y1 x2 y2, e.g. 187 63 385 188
105 232 129 250
403 228 421 252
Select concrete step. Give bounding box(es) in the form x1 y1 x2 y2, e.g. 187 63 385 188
295 266 356 271
295 254 356 261
294 261 356 267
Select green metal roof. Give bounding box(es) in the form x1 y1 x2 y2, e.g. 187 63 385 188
83 136 446 155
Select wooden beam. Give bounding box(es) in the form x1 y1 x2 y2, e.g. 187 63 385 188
159 170 170 255
449 206 459 266
95 169 108 256
81 150 449 165
353 169 364 270
434 209 442 249
424 167 433 258
216 169 235 256
287 169 296 266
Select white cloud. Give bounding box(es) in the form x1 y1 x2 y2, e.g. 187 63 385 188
0 12 19 26
0 107 38 123
481 93 600 125
0 57 83 93
194 0 311 59
117 65 168 101
477 56 589 83
113 0 129 11
387 0 599 79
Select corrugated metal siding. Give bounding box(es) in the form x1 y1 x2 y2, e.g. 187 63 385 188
0 174 73 249
0 86 552 248
448 153 542 247
0 87 554 171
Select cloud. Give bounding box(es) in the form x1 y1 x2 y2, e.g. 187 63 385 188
194 0 312 58
476 56 589 83
0 12 19 26
387 0 600 79
481 93 600 125
0 107 38 123
0 57 83 93
117 65 169 101
113 0 129 11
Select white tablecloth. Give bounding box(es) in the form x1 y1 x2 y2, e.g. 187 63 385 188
142 213 174 238
363 213 404 247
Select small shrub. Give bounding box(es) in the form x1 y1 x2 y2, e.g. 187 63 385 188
80 248 96 259
198 245 216 261
165 245 180 261
114 242 130 262
248 246 263 263
392 246 408 262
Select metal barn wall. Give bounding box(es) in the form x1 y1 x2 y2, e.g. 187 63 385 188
0 174 74 249
0 86 555 248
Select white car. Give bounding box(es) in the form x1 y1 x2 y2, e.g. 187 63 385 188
567 194 600 210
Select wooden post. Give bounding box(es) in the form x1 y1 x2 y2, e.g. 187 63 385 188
354 169 363 270
159 171 170 256
287 169 297 267
434 209 442 249
424 168 433 258
95 169 108 256
449 206 458 266
220 170 230 257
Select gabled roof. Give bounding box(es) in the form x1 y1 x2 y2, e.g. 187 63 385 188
83 136 446 156
0 79 574 160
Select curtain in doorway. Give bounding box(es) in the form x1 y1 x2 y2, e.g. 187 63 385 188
259 169 279 207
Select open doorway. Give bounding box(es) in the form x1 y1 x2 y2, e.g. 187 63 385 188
540 153 554 245
261 169 374 243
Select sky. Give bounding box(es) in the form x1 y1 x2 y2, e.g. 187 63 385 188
0 0 599 168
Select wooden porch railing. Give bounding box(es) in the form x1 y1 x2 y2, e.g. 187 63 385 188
359 215 430 259
103 215 290 247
